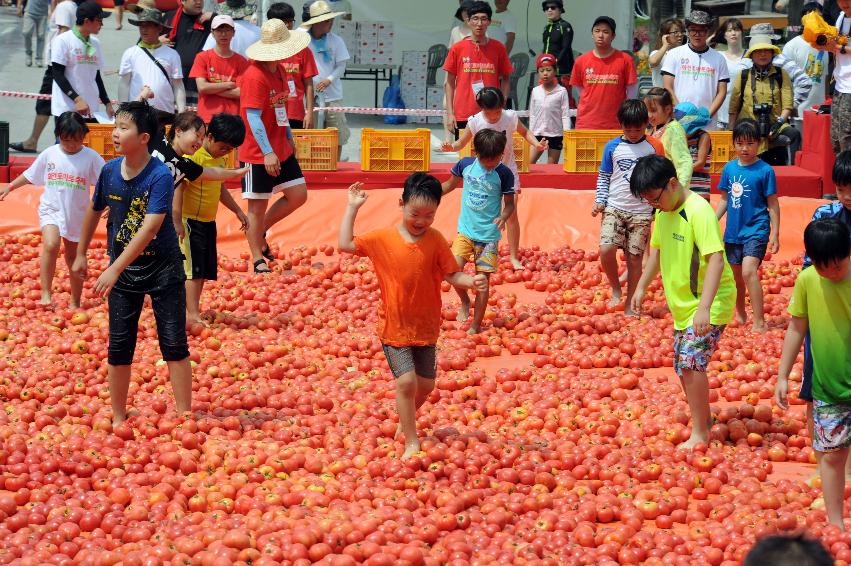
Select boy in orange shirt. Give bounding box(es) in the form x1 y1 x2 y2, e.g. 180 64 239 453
339 174 487 459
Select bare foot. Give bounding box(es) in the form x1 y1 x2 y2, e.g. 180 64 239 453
752 320 768 333
678 434 708 450
70 301 80 309
466 325 481 335
457 300 470 322
624 308 638 317
401 441 421 460
39 294 52 306
607 293 622 309
187 316 209 328
394 422 402 440
112 409 138 427
511 258 524 270
735 306 747 325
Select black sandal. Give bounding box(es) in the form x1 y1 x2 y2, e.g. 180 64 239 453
253 259 271 273
261 232 274 261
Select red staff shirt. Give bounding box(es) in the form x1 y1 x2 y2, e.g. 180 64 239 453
443 37 513 122
189 49 249 123
570 49 637 130
280 47 318 122
239 61 294 165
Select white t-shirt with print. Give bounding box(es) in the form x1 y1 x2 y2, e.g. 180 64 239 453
661 44 730 115
50 31 105 117
783 35 829 112
467 109 520 190
44 0 76 62
834 13 851 94
487 10 516 49
119 44 183 113
24 145 105 241
309 32 350 102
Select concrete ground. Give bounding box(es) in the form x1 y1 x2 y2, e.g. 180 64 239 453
0 4 458 163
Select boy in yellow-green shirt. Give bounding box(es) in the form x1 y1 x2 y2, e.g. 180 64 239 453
630 155 737 450
775 219 851 530
177 113 249 325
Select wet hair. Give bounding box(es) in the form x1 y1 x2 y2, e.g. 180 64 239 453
473 129 507 160
733 118 762 142
711 17 743 46
801 2 823 16
656 18 684 49
744 534 835 566
207 113 246 147
643 87 674 112
833 150 851 187
115 100 159 141
54 111 89 140
466 1 492 20
617 99 649 128
402 173 442 205
475 87 505 111
267 2 295 22
167 111 205 143
629 155 676 198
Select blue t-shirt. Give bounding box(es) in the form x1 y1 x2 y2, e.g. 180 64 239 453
450 156 515 243
92 157 185 293
718 158 776 244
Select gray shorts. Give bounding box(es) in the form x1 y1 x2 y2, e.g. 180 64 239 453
381 344 437 378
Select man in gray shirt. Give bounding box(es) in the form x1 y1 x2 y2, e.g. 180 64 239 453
18 0 51 67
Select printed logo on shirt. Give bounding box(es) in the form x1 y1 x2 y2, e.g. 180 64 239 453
72 47 98 65
804 53 825 84
46 170 88 190
584 67 622 85
269 89 289 107
729 176 750 209
116 193 149 247
207 65 233 83
463 176 495 211
461 59 497 75
672 232 685 242
281 61 302 74
678 58 717 80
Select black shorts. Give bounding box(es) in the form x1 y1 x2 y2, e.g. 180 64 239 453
536 134 563 151
108 281 189 366
381 344 437 379
241 154 305 199
181 218 217 280
289 119 304 130
113 0 124 6
454 120 468 141
36 66 52 116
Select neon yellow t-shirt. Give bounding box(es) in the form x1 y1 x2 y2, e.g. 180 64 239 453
650 192 736 330
788 266 851 404
181 147 224 222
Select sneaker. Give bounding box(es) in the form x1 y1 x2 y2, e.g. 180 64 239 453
25 55 32 67
36 59 43 67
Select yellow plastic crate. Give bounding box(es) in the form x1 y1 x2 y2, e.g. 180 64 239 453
291 128 338 171
708 130 733 174
457 130 530 173
361 128 431 172
563 130 620 173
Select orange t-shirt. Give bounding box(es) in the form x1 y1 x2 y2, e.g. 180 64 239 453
354 226 460 347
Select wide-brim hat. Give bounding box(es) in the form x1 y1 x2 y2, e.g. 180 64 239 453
128 8 171 28
674 102 710 136
127 0 156 15
302 0 346 26
745 41 781 58
218 0 256 20
685 10 712 28
246 19 311 61
747 22 780 40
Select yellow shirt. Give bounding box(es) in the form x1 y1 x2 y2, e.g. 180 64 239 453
650 193 737 330
181 147 224 222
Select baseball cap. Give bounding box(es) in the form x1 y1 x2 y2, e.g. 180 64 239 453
77 1 110 21
592 16 616 33
536 53 557 69
212 14 236 29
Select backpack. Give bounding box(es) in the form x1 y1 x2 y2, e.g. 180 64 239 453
738 66 784 112
382 74 407 125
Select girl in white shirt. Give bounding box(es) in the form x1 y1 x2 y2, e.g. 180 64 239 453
0 113 105 307
648 18 685 88
528 53 571 164
713 18 747 129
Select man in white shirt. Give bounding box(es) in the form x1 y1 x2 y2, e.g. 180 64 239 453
488 0 516 54
10 0 77 153
304 0 350 158
782 2 831 125
828 0 851 153
201 0 260 57
661 10 729 129
119 7 185 126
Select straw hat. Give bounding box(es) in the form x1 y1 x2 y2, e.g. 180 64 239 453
302 0 346 27
245 19 311 61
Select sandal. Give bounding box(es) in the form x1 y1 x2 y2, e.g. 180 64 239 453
261 243 274 261
9 142 37 154
253 259 271 273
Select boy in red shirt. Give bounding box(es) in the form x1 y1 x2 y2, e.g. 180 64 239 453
570 16 638 130
339 175 487 459
267 2 317 129
190 15 250 123
442 0 513 140
239 19 312 272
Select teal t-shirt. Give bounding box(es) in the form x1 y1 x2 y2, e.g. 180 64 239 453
788 266 851 403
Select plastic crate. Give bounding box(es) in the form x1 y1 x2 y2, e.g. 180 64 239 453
361 128 431 172
563 130 620 173
457 130 530 173
291 128 338 171
708 130 733 174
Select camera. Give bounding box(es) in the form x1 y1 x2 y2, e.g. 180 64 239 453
753 103 773 138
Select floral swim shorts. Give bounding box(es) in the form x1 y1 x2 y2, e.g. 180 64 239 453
672 324 726 378
812 399 851 453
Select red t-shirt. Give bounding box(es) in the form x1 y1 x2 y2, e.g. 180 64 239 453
189 49 249 123
569 49 637 130
280 48 318 122
238 61 294 165
443 37 512 122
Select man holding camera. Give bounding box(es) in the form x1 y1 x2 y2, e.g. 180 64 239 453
729 34 801 166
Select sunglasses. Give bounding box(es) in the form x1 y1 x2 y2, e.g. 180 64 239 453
544 5 560 10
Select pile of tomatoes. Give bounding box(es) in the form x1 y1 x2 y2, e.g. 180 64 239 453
1 233 846 566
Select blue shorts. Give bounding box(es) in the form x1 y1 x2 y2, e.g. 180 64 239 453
724 240 768 265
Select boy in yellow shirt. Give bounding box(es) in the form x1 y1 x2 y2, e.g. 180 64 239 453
177 113 249 325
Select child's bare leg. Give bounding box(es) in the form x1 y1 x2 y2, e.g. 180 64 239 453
742 256 766 332
507 199 523 270
530 147 543 164
396 375 436 439
185 279 206 325
264 184 308 233
396 371 420 458
679 368 711 449
803 401 824 483
453 255 470 321
820 447 849 530
167 358 193 414
599 244 622 308
108 364 132 425
547 148 561 164
730 263 748 325
40 225 61 305
246 199 270 264
62 238 82 307
624 251 643 315
468 273 490 334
